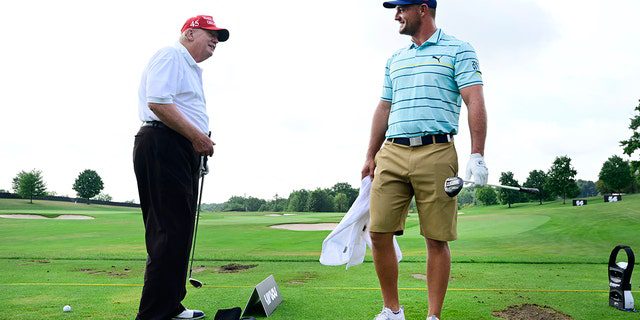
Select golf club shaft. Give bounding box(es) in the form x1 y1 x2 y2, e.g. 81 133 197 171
188 156 206 281
463 180 538 193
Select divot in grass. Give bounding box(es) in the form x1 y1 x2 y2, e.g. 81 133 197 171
493 304 573 320
77 267 132 278
192 265 207 273
217 263 257 273
286 271 318 285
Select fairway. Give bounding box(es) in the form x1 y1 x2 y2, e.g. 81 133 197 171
1 196 639 319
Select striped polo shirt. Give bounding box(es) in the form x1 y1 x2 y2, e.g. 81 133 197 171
381 29 483 138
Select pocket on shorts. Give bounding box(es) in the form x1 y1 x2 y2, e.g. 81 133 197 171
435 163 458 201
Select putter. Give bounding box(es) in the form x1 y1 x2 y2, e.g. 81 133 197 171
444 176 540 197
188 154 209 288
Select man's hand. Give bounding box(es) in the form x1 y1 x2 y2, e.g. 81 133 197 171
148 103 214 156
465 153 488 186
192 132 215 156
361 158 376 179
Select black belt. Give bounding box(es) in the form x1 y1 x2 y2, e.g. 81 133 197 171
142 121 168 129
387 134 452 147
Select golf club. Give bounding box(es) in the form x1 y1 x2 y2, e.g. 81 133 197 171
188 153 209 288
444 176 540 197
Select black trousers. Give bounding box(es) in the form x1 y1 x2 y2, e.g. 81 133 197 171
133 126 200 320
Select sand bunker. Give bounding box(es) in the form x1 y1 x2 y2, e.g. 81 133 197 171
0 214 94 220
270 223 337 231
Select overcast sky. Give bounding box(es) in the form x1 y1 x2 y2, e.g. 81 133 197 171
1 0 638 204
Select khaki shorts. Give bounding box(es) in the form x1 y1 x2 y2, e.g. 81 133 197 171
370 140 458 241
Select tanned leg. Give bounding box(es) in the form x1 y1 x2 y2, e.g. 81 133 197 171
371 232 400 311
426 238 450 318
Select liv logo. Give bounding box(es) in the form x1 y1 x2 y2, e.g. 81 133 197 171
264 287 278 305
242 275 282 317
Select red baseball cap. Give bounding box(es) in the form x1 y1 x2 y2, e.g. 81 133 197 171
181 15 229 42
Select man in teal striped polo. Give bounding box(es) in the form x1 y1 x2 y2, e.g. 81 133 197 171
361 1 488 319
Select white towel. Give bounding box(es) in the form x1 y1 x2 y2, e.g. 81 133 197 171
319 176 402 268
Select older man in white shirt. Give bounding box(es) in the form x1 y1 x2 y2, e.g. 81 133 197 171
133 15 228 320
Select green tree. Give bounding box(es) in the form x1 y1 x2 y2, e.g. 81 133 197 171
546 156 579 204
72 169 104 204
268 194 287 212
287 189 309 212
524 170 551 204
457 187 475 207
223 196 246 211
620 99 640 158
576 179 598 198
598 155 633 193
306 188 334 212
12 169 47 204
498 171 521 208
223 195 266 211
475 186 497 205
245 196 266 211
330 182 358 207
334 193 350 212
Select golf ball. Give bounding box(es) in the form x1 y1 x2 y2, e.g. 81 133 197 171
63 305 72 312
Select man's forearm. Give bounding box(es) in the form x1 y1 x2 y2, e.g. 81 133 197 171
467 100 487 155
460 85 487 156
366 100 391 159
148 103 203 141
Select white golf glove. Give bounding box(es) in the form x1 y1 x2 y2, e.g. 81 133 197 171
465 153 488 186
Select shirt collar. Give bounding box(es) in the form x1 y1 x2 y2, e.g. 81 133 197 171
174 42 199 69
410 28 443 49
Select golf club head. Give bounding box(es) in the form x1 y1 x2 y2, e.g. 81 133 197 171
444 176 464 197
189 277 203 288
521 187 540 194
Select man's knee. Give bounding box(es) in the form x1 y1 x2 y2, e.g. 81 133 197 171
370 232 394 249
426 238 449 252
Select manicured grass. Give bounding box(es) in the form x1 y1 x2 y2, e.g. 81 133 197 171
1 196 639 319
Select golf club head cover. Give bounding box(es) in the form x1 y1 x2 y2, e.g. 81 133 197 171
214 307 242 320
465 153 488 186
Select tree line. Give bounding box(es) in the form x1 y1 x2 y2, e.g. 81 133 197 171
457 154 637 209
458 99 640 208
208 99 640 212
201 182 359 213
6 101 639 209
6 169 107 204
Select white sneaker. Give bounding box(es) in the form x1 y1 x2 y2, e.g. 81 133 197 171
426 316 440 320
374 306 405 320
172 309 205 320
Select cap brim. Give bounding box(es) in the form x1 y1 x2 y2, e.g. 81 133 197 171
383 0 413 8
203 27 229 42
